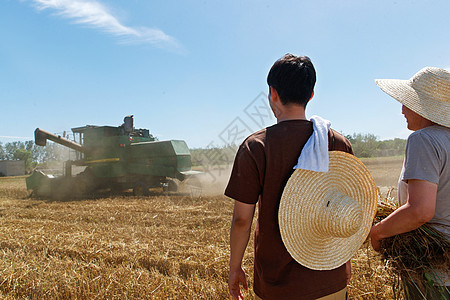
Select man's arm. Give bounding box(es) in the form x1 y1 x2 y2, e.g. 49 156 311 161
345 260 351 284
370 179 437 251
229 201 256 300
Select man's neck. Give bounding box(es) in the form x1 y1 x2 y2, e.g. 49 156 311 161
276 104 307 123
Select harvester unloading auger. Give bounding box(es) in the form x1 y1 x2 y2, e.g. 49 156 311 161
26 116 202 199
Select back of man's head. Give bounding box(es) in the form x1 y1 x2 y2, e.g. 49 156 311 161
267 54 316 108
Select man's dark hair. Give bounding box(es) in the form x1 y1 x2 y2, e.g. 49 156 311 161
267 54 316 107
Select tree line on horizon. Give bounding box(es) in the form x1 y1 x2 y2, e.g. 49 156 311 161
0 133 407 174
0 141 68 174
344 133 407 158
190 133 407 169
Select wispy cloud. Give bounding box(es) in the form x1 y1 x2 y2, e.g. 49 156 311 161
29 0 181 49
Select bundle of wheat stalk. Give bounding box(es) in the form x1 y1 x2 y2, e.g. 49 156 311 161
374 196 450 299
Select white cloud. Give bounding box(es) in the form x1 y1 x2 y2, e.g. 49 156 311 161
30 0 180 49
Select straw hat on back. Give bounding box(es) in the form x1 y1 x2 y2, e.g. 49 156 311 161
375 67 450 128
278 151 378 270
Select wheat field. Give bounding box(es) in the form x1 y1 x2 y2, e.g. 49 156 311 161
0 157 404 299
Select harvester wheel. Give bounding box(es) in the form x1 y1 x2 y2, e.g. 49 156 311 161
167 179 178 192
133 182 149 196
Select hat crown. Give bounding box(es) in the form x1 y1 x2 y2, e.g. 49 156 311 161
410 67 450 103
315 191 363 238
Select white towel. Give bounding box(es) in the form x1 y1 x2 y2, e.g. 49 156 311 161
294 115 331 172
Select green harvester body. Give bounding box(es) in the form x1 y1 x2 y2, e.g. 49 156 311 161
26 116 201 198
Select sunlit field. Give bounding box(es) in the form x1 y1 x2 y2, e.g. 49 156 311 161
0 157 404 299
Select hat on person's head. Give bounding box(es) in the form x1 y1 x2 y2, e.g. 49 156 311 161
375 67 450 128
278 151 378 270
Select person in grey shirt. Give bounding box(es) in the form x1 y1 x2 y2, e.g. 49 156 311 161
370 67 449 299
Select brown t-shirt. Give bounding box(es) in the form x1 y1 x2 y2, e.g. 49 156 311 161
225 120 353 300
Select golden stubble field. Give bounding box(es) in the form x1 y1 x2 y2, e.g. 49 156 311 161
0 157 404 299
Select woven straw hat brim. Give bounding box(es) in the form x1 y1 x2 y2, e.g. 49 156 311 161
279 151 378 270
375 67 450 128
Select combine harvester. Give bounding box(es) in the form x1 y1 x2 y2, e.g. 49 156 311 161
26 116 202 199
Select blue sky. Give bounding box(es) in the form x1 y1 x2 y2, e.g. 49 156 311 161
1 0 449 149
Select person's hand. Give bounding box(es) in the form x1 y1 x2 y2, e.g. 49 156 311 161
369 225 381 252
228 267 248 300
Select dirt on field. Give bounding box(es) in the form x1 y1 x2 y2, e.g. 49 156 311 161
360 156 404 201
0 157 404 299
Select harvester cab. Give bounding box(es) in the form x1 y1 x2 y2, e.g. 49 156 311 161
26 116 202 198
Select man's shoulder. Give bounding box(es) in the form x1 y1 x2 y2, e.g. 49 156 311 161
329 129 348 142
406 126 450 163
408 125 450 145
329 128 353 154
415 125 450 136
243 128 267 144
237 128 267 154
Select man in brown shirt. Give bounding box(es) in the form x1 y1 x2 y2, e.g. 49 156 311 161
225 54 353 300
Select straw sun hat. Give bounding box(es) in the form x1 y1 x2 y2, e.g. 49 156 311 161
278 151 378 270
375 67 450 128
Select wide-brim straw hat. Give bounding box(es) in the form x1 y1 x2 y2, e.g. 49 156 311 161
278 151 378 270
375 67 450 128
